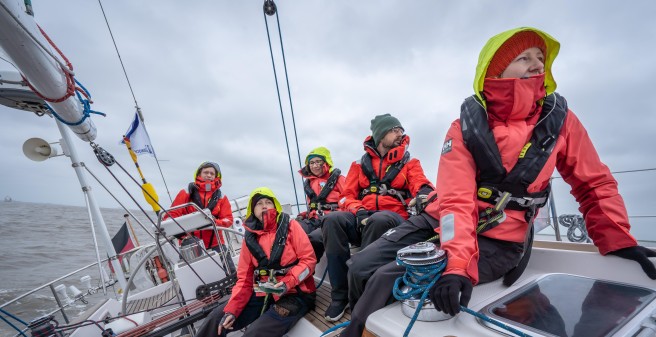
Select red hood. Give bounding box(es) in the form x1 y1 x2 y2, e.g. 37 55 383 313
244 208 279 235
482 73 546 126
363 134 410 163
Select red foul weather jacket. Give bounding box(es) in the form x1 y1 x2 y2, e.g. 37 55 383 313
425 73 637 284
166 177 234 247
224 211 316 317
340 135 434 219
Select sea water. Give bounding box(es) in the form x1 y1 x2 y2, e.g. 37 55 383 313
0 201 155 337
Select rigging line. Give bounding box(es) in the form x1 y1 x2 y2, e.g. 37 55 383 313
97 1 172 202
82 163 156 240
96 0 138 108
551 167 656 179
263 8 301 213
273 10 303 172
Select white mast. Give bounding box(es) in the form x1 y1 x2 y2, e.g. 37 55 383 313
0 0 127 289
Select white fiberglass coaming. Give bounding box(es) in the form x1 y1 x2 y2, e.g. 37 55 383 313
363 241 656 337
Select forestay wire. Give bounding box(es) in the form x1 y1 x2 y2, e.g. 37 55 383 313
263 0 302 213
96 0 173 203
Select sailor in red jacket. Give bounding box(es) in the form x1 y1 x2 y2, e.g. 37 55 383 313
339 27 656 337
166 161 235 272
195 187 316 337
321 114 434 321
297 146 346 262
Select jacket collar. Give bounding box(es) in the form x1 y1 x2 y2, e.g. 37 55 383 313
363 134 410 164
482 73 546 124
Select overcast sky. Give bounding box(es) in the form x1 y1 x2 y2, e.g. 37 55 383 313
1 1 655 241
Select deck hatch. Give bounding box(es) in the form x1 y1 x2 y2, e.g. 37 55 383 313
479 274 656 337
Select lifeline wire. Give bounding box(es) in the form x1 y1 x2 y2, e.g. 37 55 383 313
97 0 173 203
263 2 301 213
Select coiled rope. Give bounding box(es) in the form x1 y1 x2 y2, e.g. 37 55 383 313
392 254 533 337
392 256 446 337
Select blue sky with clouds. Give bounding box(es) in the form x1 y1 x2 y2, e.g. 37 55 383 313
1 1 655 241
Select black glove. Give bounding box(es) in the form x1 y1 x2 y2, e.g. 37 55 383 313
429 274 473 316
355 209 369 228
608 246 656 279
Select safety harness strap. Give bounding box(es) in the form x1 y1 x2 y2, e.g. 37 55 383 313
244 213 291 271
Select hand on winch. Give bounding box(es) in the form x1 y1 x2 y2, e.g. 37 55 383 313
429 274 473 316
609 245 656 279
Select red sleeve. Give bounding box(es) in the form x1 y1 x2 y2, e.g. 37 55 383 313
404 158 435 196
213 196 234 228
339 161 366 214
426 120 481 284
163 189 190 219
224 241 255 317
555 111 637 254
279 220 317 290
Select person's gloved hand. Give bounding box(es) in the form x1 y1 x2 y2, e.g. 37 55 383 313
408 194 429 213
608 245 656 279
356 209 369 228
296 211 307 221
429 274 473 316
273 281 288 296
218 312 236 335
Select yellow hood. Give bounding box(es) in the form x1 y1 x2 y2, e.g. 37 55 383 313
474 27 560 103
305 146 335 173
245 187 283 219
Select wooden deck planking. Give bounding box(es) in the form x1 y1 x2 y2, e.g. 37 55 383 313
304 283 351 334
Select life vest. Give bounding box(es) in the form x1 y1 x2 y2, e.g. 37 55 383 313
359 151 411 202
188 182 222 211
244 213 298 277
188 182 222 246
303 169 341 211
460 92 567 220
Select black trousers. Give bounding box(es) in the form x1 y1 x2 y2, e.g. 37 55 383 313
341 214 524 337
321 210 404 302
299 218 325 263
195 292 313 337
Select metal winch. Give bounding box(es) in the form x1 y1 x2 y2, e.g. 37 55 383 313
396 242 451 322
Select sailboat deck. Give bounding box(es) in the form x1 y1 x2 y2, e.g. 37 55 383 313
304 282 351 334
125 284 177 314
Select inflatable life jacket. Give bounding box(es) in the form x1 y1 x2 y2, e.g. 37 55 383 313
244 213 298 277
303 169 341 211
460 92 568 229
358 151 411 203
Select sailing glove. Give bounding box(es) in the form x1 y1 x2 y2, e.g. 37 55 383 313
429 274 473 316
608 245 656 279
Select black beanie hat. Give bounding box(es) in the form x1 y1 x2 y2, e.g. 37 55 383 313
250 194 274 211
370 114 403 146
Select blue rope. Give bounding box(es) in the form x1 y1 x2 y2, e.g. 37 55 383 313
391 255 533 337
392 257 446 337
315 267 328 289
460 306 533 337
320 321 350 337
0 309 28 337
45 79 106 126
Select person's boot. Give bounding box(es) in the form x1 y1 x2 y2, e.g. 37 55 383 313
325 299 349 322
